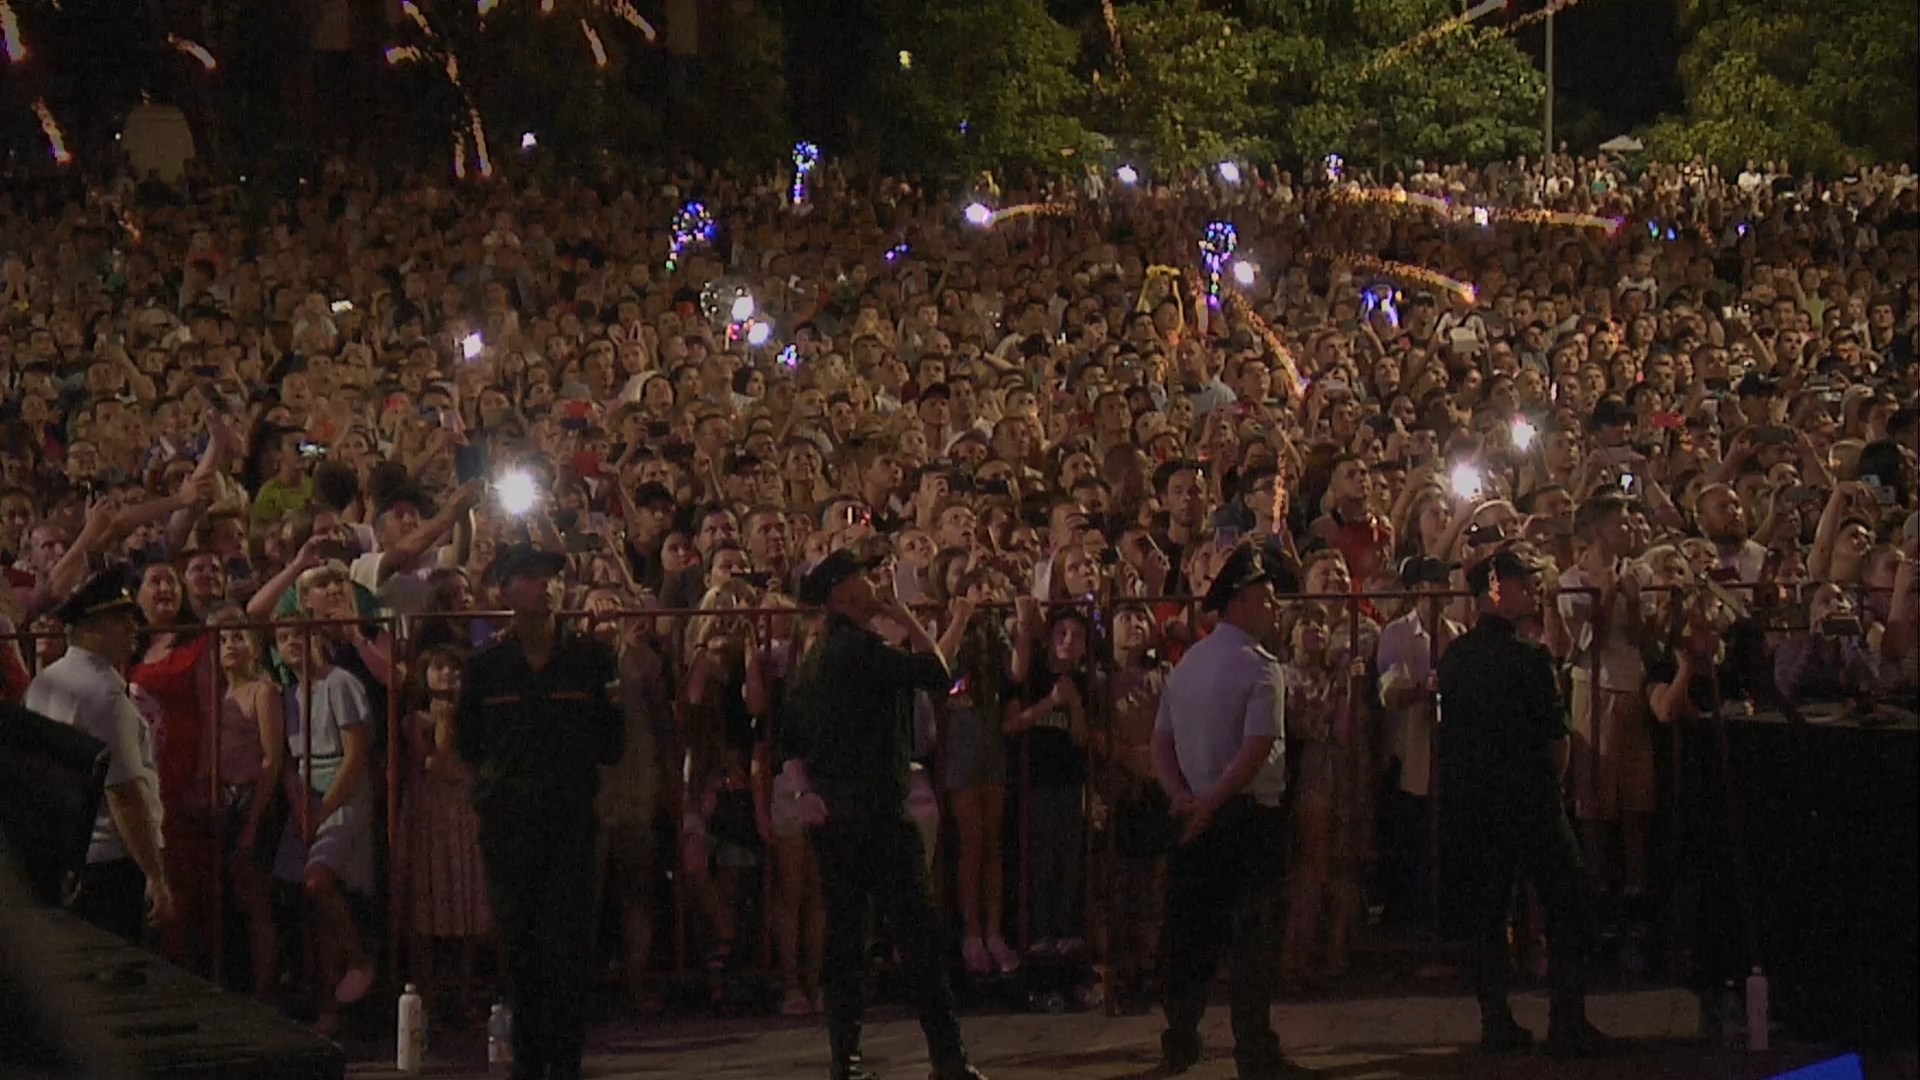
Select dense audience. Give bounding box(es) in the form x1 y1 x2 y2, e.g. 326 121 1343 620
1 146 1915 1032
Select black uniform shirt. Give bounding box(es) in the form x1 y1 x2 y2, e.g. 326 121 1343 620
777 612 949 818
1436 612 1567 807
455 627 625 822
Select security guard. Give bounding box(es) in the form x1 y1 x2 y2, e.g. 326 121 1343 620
1437 542 1622 1058
456 544 624 1080
778 549 988 1080
1151 546 1323 1080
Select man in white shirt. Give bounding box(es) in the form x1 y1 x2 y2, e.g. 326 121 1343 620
1376 556 1461 926
1556 494 1655 902
1153 547 1322 1079
26 571 173 941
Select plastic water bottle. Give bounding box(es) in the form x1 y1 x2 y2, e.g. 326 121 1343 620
1745 967 1770 1052
488 999 513 1076
1718 980 1744 1050
396 984 425 1075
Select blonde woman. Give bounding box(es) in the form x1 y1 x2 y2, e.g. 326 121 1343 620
210 605 286 1001
679 580 771 986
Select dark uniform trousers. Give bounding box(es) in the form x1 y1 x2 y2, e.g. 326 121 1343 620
1162 797 1288 1075
480 806 601 1079
812 811 965 1070
1453 790 1594 1025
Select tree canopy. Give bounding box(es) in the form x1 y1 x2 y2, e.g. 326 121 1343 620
1644 0 1918 171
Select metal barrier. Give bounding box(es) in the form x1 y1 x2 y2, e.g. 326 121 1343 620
2 576 1899 1010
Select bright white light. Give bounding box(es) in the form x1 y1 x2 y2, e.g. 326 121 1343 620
1511 417 1536 451
521 131 537 150
461 332 484 360
1472 206 1490 227
745 321 772 347
1217 161 1242 185
1449 463 1484 501
1232 260 1257 287
963 202 994 227
495 470 538 516
1116 164 1139 185
729 294 755 322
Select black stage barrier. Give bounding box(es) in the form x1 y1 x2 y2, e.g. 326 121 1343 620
1655 701 1919 1048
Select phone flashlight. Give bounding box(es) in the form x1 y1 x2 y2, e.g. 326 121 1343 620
461 332 484 361
495 469 538 516
1511 417 1537 451
1449 463 1485 501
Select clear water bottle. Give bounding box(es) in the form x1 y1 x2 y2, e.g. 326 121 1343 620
396 983 425 1075
1718 980 1744 1050
1745 967 1769 1052
487 999 513 1076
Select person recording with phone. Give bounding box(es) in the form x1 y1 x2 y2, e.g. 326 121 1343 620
1773 582 1882 707
777 549 988 1080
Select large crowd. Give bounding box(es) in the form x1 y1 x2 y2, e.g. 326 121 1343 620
1 146 1915 1037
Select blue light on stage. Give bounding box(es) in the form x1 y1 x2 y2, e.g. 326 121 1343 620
1766 1054 1865 1080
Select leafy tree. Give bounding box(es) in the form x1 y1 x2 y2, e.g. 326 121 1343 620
1089 0 1300 170
1650 0 1918 171
862 0 1099 179
1087 0 1545 173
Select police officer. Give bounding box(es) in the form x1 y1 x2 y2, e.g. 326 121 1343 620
1437 542 1623 1058
778 549 988 1080
27 570 174 941
456 544 624 1080
1152 546 1324 1080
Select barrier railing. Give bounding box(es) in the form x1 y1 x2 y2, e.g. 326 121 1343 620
2 577 1908 1013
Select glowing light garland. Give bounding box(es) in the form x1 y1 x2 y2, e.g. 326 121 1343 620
33 98 70 165
468 108 493 178
604 0 657 40
968 202 1074 228
1335 253 1478 305
1099 0 1127 81
1 1 26 63
453 131 468 180
167 34 217 70
1331 187 1623 234
384 45 422 64
1361 0 1589 79
581 19 607 67
1198 221 1237 308
1184 266 1304 397
790 141 819 205
666 201 716 272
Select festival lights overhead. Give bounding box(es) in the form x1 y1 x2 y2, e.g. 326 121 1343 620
33 99 70 165
1 1 27 63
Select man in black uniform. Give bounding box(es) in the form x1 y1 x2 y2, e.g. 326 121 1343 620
1437 543 1623 1058
456 544 624 1080
778 549 988 1080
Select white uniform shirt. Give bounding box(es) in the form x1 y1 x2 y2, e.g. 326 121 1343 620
26 646 164 864
1155 622 1286 805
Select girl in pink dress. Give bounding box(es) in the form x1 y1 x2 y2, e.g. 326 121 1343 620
400 645 492 1018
